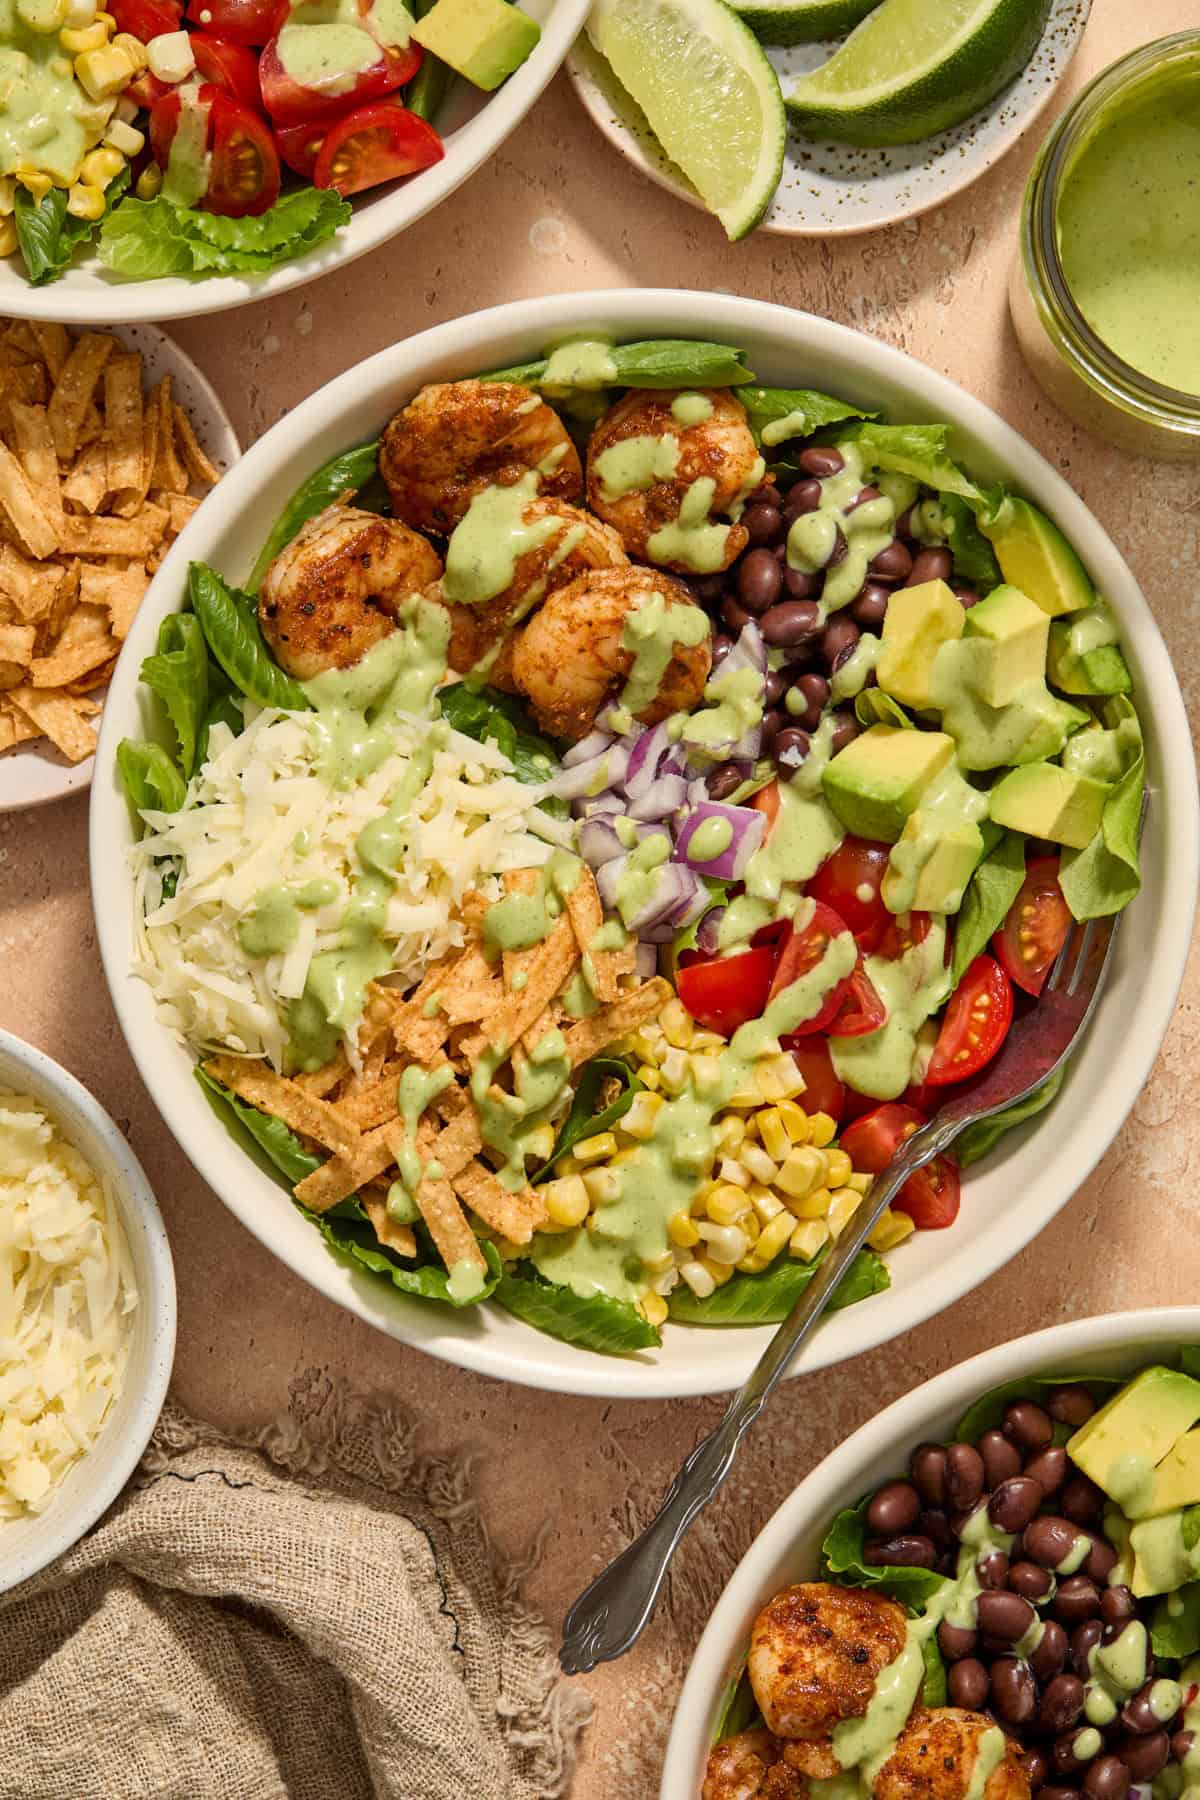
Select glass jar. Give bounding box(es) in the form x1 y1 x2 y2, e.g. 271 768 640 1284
1010 33 1200 461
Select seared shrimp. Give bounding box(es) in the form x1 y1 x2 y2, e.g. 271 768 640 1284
874 1709 1031 1800
380 380 582 535
586 387 763 574
747 1582 908 1778
434 500 627 685
258 503 443 681
702 1729 807 1800
509 565 711 742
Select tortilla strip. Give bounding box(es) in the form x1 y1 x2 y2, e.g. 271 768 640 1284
29 322 70 383
150 378 189 494
61 439 110 513
458 916 578 1059
65 656 118 695
34 561 77 656
56 504 167 557
7 365 47 407
562 978 673 1068
6 685 96 762
336 1063 405 1131
390 949 463 1060
361 1194 417 1260
452 1161 546 1244
0 443 57 559
172 401 222 486
202 1054 361 1159
0 703 41 751
383 1121 486 1275
0 624 34 667
32 626 117 687
47 331 114 462
78 561 147 639
8 402 61 524
563 865 622 1002
293 1120 396 1211
294 1049 349 1098
104 352 144 500
432 943 501 1026
163 492 201 536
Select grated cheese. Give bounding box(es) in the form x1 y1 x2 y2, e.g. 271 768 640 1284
0 1091 138 1518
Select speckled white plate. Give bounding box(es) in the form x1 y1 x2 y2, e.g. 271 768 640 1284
0 322 239 815
567 0 1092 237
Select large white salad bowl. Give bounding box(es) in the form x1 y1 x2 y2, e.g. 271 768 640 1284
90 290 1199 1400
660 1308 1200 1797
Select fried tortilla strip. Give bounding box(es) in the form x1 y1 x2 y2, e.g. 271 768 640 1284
79 560 147 640
0 624 34 668
7 364 47 407
31 604 114 687
428 1108 483 1183
520 1006 558 1059
6 686 96 762
435 942 501 1025
202 1054 361 1159
172 401 222 486
150 378 189 493
294 1049 349 1098
292 1123 391 1212
562 977 673 1068
0 443 57 559
361 1194 417 1259
47 331 114 461
390 949 462 1059
65 656 118 695
34 561 76 656
104 352 144 501
8 402 61 525
0 544 58 623
29 322 69 382
459 916 578 1060
0 703 41 751
383 1121 487 1276
56 504 167 557
458 888 490 933
163 492 201 536
452 1161 546 1245
336 1062 405 1132
563 864 623 1003
62 439 110 513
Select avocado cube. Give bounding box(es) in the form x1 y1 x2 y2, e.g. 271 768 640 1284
876 579 964 711
961 584 1050 707
881 811 984 914
821 725 955 844
412 0 540 90
1048 611 1133 696
1131 1511 1200 1597
983 496 1095 618
1068 1366 1200 1512
1125 1429 1200 1520
988 762 1108 849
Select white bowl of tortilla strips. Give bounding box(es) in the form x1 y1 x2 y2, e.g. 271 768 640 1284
90 290 1197 1399
0 318 237 810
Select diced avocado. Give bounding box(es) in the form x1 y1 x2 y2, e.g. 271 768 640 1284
981 496 1095 618
988 762 1109 849
1131 1512 1200 1598
411 0 540 89
930 638 1089 772
1048 605 1133 696
821 725 955 844
1124 1429 1200 1520
961 584 1050 707
881 811 984 914
876 579 964 710
1068 1366 1200 1509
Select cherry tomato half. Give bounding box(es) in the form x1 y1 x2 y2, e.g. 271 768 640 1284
767 901 855 1035
313 97 442 196
676 945 776 1038
826 957 886 1038
273 115 323 178
186 0 286 45
750 780 780 831
259 3 421 124
876 909 933 962
190 33 266 111
994 855 1071 997
809 837 892 952
151 85 281 216
841 1103 961 1230
125 68 171 109
780 1035 846 1122
925 954 1013 1088
109 0 181 39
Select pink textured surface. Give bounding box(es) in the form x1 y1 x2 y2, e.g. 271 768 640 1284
3 1 1196 1789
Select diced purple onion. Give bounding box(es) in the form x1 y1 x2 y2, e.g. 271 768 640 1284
721 620 767 677
622 862 699 936
675 802 766 880
594 855 627 913
548 742 630 801
695 906 726 956
629 773 688 821
562 727 615 769
578 817 626 869
599 703 643 739
635 942 659 979
670 871 709 929
638 921 678 944
624 720 671 799
576 794 622 818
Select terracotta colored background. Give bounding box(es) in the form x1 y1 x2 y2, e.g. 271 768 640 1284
3 0 1197 1789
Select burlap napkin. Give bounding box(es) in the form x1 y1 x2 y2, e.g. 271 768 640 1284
0 1369 592 1799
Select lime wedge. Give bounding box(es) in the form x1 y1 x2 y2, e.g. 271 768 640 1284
786 0 1053 145
728 0 880 46
587 0 786 239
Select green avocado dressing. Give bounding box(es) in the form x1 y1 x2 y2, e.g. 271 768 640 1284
541 337 618 392
386 1063 454 1220
482 850 581 957
830 917 952 1100
648 477 731 573
681 665 763 756
303 595 449 786
237 878 340 957
689 816 732 861
931 636 1080 771
717 718 844 953
593 432 681 501
443 471 575 610
470 1027 572 1190
162 86 211 209
618 587 711 719
0 0 119 184
785 445 897 620
671 392 714 427
275 0 408 92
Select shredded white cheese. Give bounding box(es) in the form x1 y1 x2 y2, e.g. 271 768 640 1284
130 704 563 1069
0 1090 138 1518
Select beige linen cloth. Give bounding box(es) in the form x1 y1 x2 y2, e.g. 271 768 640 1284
0 1370 592 1799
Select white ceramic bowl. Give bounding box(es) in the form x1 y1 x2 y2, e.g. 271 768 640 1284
89 290 1199 1401
0 1029 176 1592
661 1306 1200 1797
0 0 589 325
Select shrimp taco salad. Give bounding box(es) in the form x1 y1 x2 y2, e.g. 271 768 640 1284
116 333 1147 1359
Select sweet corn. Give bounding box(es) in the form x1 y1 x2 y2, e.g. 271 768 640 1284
63 0 98 24
869 1209 916 1253
679 1259 715 1299
767 1053 806 1099
622 1090 664 1140
827 1187 861 1241
631 1024 664 1063
104 117 145 155
0 216 16 257
749 1186 784 1226
689 1052 724 1097
847 1171 873 1196
696 1254 734 1288
691 1029 724 1052
808 1111 837 1149
659 997 694 1049
608 1146 641 1171
0 177 14 217
736 1253 768 1275
522 1121 556 1163
668 1210 700 1249
114 91 139 121
697 1223 749 1266
111 29 146 66
81 145 124 188
643 1248 674 1277
75 44 134 99
635 1064 660 1091
640 1292 668 1328
790 1218 830 1261
16 167 53 200
706 1182 750 1226
740 1210 761 1246
754 1210 795 1264
582 1167 621 1207
824 1148 853 1190
60 16 107 49
492 1237 526 1262
758 1109 791 1164
776 1145 827 1201
17 0 65 30
777 1100 810 1144
135 161 163 199
716 1114 745 1153
572 1131 616 1165
66 181 106 219
741 1143 777 1186
658 1046 690 1095
717 1157 749 1190
544 1176 589 1229
146 26 195 82
787 1183 832 1222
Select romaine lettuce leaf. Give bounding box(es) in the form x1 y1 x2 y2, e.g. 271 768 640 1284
668 1247 889 1325
740 386 874 445
954 1067 1065 1168
841 422 982 503
951 830 1025 986
494 1265 660 1352
194 1064 321 1184
437 681 561 790
15 166 129 286
117 739 187 826
189 562 311 712
140 613 209 778
1059 697 1145 920
1152 1582 1200 1660
480 339 754 390
313 1210 502 1306
535 1057 642 1182
98 188 350 280
954 1372 1121 1442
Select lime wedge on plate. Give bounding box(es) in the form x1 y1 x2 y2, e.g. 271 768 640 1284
587 0 786 239
786 0 1053 144
728 0 880 45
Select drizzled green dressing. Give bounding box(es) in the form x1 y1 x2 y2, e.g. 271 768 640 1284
830 918 952 1100
237 878 339 957
275 0 413 93
483 850 581 956
681 665 763 755
594 434 681 500
786 445 896 619
163 87 211 209
386 1064 454 1221
671 393 714 426
541 337 618 391
718 719 844 952
619 588 711 718
648 477 730 573
443 470 570 609
470 1028 572 1190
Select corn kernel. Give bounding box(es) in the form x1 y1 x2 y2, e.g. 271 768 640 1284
0 177 14 217
60 17 106 48
847 1171 873 1196
147 25 195 80
622 1090 664 1140
754 1211 795 1264
522 1121 555 1163
784 1183 831 1221
777 1100 810 1144
790 1218 830 1261
706 1183 750 1226
658 1046 690 1095
741 1210 761 1246
749 1186 784 1226
63 0 97 23
111 28 146 65
0 216 16 257
689 1052 724 1097
608 1147 641 1170
808 1110 837 1149
679 1259 715 1299
582 1167 622 1207
827 1187 861 1241
104 116 144 155
741 1143 777 1186
66 181 105 219
754 1062 784 1102
573 1131 616 1165
636 1064 660 1091
767 1053 807 1099
16 167 54 200
736 1254 768 1275
717 1157 749 1189
492 1237 524 1262
696 1254 734 1288
631 1024 663 1063
668 1210 700 1248
758 1109 791 1164
691 1029 724 1052
114 91 138 121
643 1248 674 1276
75 44 134 98
544 1175 589 1228
776 1145 826 1200
869 1209 916 1253
824 1148 853 1190
724 1074 760 1107
716 1115 745 1153
660 997 694 1049
81 144 124 187
640 1292 668 1327
697 1222 749 1265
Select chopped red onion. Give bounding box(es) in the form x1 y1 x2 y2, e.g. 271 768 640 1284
675 802 766 880
562 727 615 769
548 742 630 801
629 773 689 820
594 855 627 913
696 906 726 955
635 942 659 978
625 721 671 799
578 817 626 869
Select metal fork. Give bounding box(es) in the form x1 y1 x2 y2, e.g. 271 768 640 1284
560 877 1132 1675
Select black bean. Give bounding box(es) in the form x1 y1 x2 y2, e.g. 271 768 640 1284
1011 1561 1056 1602
850 583 891 630
784 479 823 520
774 728 812 777
952 585 982 609
1048 1385 1097 1428
945 1443 986 1511
743 503 784 547
721 595 752 634
979 1429 1023 1489
1100 1586 1136 1628
1083 1754 1130 1799
846 484 882 511
710 632 734 668
1086 1538 1118 1585
906 545 954 586
1030 1620 1070 1682
829 710 859 755
764 668 788 707
761 600 822 648
1040 1675 1087 1734
1118 1729 1170 1782
1072 1619 1105 1677
782 565 821 602
1120 1685 1166 1736
737 548 783 613
820 616 860 672
989 1477 1043 1534
1172 1730 1195 1764
948 1658 989 1710
911 1444 948 1506
746 481 783 509
1055 1575 1102 1627
919 1508 953 1554
761 710 782 756
1040 1786 1081 1800
978 1589 1036 1643
1005 1400 1056 1452
1024 1747 1050 1793
863 1534 937 1569
895 504 917 538
991 1657 1038 1725
705 762 742 801
1025 1447 1069 1495
1060 1474 1106 1527
938 1619 978 1662
1052 1729 1092 1775
869 540 914 584
692 572 727 604
1025 1517 1088 1572
977 1550 1011 1589
790 671 830 731
798 446 844 478
827 528 848 568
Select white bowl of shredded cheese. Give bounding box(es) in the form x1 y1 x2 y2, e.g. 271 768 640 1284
0 1031 175 1591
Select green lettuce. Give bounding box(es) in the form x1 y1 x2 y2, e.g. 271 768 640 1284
820 1493 950 1609
247 440 383 593
854 689 914 732
951 830 1025 985
936 492 1002 589
535 1057 642 1182
954 1372 1121 1442
194 1065 321 1185
740 386 874 445
14 167 129 286
841 422 982 503
98 188 350 280
139 613 209 778
955 1067 1065 1168
494 1266 660 1353
437 681 561 790
714 1667 761 1743
189 562 311 712
1059 697 1145 920
668 1247 889 1326
480 339 754 390
1152 1582 1200 1661
117 739 186 826
313 1211 502 1307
